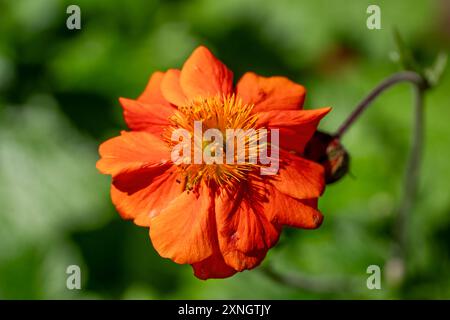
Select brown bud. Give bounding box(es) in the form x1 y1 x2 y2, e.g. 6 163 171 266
304 131 350 184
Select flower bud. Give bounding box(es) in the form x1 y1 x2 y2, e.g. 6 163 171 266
304 131 350 184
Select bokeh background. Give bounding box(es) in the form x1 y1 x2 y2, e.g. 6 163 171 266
0 0 449 299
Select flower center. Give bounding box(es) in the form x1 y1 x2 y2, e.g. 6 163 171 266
166 94 263 190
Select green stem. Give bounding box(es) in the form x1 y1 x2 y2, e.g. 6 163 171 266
388 83 425 280
335 71 427 138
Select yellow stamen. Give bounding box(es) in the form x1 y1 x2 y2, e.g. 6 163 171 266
165 94 263 189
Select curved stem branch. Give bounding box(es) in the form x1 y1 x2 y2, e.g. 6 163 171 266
336 71 428 284
335 71 427 138
264 71 429 292
335 70 428 282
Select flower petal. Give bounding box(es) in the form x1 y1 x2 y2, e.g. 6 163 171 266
96 131 171 177
150 185 215 264
192 248 237 280
111 166 184 227
137 71 172 106
215 186 280 271
264 185 324 229
120 98 175 135
256 107 331 154
272 150 326 199
180 46 233 99
191 196 238 279
236 72 306 113
220 250 268 273
160 69 188 107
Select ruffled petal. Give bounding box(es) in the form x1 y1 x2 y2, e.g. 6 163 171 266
160 69 188 107
191 192 237 279
119 98 175 135
236 72 306 113
256 107 331 154
137 71 172 106
215 186 280 271
192 248 237 280
220 250 268 273
96 131 171 177
272 150 326 199
150 185 215 264
110 166 184 227
264 185 323 229
180 46 233 99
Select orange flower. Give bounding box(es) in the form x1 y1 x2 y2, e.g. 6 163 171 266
97 46 331 279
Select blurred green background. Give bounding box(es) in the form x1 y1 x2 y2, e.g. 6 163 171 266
0 0 449 299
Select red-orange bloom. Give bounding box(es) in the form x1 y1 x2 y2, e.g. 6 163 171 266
97 46 331 279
